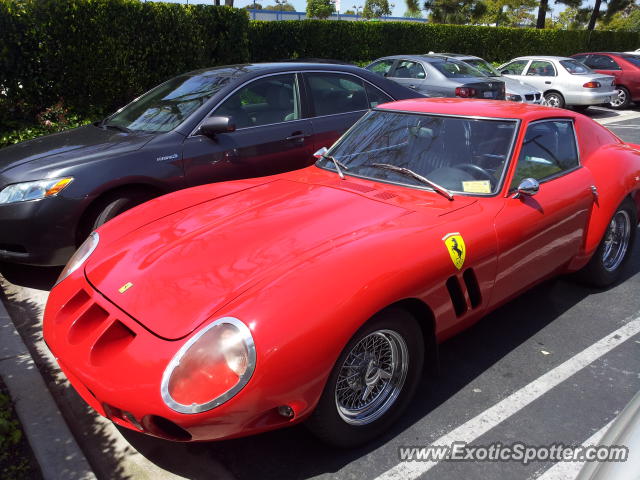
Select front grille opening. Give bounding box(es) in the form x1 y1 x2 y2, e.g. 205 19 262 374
143 415 192 441
58 290 91 322
446 276 468 317
67 303 109 345
90 320 136 366
463 268 482 308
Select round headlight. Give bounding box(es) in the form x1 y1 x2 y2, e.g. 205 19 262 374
161 317 256 414
54 232 99 287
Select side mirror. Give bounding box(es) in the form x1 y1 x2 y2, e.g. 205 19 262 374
199 116 236 137
313 147 328 159
501 69 511 75
512 178 540 199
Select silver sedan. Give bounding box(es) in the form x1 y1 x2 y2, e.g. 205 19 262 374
498 56 616 109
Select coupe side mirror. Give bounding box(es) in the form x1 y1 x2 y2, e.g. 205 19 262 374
199 116 236 137
313 147 328 159
512 178 540 199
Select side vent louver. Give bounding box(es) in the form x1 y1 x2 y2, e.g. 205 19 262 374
446 276 468 317
446 268 482 317
463 268 482 308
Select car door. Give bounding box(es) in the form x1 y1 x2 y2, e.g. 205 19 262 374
491 119 596 306
386 60 430 94
499 59 531 81
519 60 559 92
302 71 381 152
182 73 314 186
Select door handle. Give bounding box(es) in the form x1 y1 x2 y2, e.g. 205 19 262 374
545 81 551 84
409 85 416 89
286 131 307 141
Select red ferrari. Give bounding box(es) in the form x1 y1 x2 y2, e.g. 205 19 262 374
44 99 640 447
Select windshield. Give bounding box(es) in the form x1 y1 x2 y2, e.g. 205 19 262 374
316 110 518 195
432 60 486 78
465 59 501 77
105 72 232 133
560 60 593 75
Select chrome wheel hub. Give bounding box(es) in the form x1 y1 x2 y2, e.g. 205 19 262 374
611 89 627 107
545 95 560 108
602 210 631 272
335 329 409 425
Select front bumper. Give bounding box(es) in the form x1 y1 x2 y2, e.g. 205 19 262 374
43 272 302 442
0 195 79 266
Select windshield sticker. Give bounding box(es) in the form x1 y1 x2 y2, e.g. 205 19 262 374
443 232 466 270
462 180 491 194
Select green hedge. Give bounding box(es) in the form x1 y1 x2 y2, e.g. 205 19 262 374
248 20 640 64
0 0 249 126
1 1 639 134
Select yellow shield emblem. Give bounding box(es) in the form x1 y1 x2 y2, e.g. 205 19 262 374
442 233 466 270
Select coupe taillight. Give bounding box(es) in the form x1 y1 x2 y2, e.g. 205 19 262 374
583 81 601 88
455 87 477 98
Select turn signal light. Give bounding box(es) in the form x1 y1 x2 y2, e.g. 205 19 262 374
583 81 601 88
455 87 477 98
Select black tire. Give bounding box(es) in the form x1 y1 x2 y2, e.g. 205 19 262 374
78 190 153 244
305 308 424 447
610 86 631 110
578 198 637 288
544 91 565 109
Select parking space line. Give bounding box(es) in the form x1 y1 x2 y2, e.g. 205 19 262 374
532 420 613 480
375 316 640 480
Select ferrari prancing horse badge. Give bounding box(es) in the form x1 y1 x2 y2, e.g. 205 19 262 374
442 233 466 270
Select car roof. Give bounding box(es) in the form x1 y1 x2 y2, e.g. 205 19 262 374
376 98 575 122
431 53 482 61
375 54 460 64
510 56 573 62
182 62 369 79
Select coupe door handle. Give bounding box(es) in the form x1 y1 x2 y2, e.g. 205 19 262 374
286 131 307 141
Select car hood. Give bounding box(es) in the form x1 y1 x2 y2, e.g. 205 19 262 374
85 179 419 340
498 76 539 95
0 124 154 174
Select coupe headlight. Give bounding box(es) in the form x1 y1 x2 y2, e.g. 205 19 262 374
161 317 256 414
55 232 99 286
0 177 73 205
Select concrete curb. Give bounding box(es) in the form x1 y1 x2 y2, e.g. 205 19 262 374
0 299 97 480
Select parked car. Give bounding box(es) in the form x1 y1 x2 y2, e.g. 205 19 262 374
366 55 505 100
431 53 542 104
571 52 640 109
498 56 616 109
45 98 640 447
0 62 419 266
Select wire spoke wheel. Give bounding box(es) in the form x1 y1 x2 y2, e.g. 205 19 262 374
335 329 408 426
602 210 631 272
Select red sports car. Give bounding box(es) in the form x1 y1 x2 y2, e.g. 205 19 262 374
43 99 640 447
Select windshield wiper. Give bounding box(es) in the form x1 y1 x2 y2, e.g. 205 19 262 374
323 154 349 180
371 163 454 200
102 123 132 134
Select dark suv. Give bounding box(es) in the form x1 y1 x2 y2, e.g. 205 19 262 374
0 63 419 265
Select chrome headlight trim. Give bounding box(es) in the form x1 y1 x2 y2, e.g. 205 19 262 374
160 317 257 414
54 231 99 287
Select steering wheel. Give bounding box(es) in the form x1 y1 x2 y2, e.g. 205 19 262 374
455 163 494 183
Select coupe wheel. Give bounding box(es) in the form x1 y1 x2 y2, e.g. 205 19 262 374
544 92 565 109
610 86 631 110
579 198 637 287
305 308 424 447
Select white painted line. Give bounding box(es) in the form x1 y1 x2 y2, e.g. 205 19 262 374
375 317 640 480
533 420 613 480
603 124 640 128
597 110 640 125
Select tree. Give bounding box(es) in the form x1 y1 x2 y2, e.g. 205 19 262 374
244 2 263 8
603 4 640 30
264 2 297 10
344 8 356 13
476 0 537 26
586 0 633 30
536 0 582 29
404 8 424 16
363 0 392 18
307 0 335 18
424 0 487 24
406 0 422 14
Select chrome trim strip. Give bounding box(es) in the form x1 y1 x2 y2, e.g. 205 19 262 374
160 317 257 414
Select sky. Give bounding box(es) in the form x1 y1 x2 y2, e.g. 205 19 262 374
151 0 570 21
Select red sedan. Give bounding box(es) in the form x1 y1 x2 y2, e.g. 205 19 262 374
572 52 640 109
44 99 640 447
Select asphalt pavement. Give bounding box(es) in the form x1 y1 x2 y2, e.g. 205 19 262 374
2 105 640 480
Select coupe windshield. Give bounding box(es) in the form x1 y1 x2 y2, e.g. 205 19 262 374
464 59 501 77
317 110 517 195
104 71 232 133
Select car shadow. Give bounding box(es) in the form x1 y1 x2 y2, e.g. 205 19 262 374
0 262 62 291
117 233 640 480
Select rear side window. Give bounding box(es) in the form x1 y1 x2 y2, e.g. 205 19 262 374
511 120 579 188
560 59 593 74
526 61 556 77
433 61 482 78
367 60 395 77
306 73 368 116
392 61 426 79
